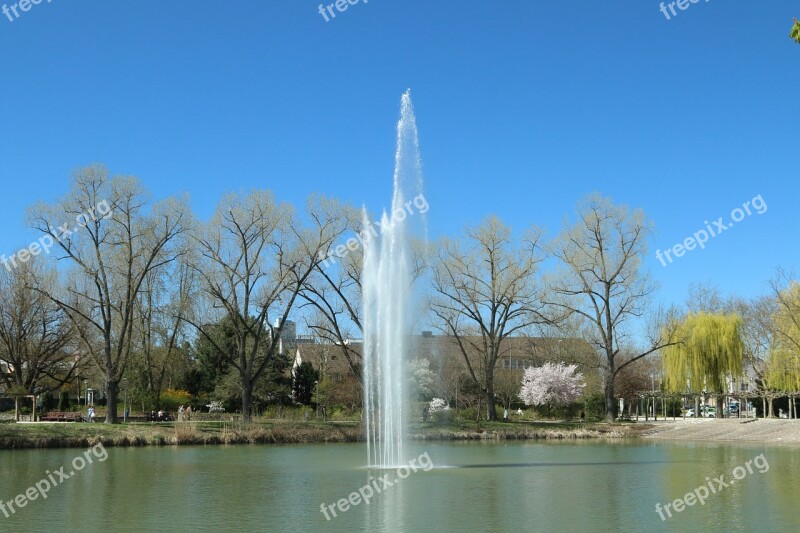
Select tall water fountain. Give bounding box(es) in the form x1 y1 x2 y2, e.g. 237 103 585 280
363 90 424 468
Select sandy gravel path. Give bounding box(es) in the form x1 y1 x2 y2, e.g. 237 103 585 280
643 418 800 444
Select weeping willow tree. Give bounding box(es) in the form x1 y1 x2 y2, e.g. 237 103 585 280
662 313 744 417
765 279 800 417
766 349 800 391
766 349 800 418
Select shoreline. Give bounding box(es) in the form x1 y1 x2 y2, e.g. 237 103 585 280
3 418 798 450
0 420 649 450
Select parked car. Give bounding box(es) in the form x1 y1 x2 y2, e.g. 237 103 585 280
724 403 739 416
685 408 695 418
702 406 717 418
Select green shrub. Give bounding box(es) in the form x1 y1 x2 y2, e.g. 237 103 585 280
583 393 606 420
40 392 56 411
58 390 71 411
160 389 192 412
457 407 479 421
432 409 453 425
534 403 578 420
262 405 285 419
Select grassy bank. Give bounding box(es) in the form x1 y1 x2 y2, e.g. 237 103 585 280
413 419 652 441
0 419 651 450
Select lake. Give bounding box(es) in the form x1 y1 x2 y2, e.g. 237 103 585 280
0 441 797 532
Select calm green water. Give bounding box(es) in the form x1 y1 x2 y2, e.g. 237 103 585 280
0 441 797 532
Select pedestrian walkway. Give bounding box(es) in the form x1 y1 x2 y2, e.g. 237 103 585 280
644 418 800 444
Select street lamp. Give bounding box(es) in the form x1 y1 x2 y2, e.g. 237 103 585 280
650 373 656 420
314 380 319 419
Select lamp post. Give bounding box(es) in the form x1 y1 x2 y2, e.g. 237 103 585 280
650 373 656 421
314 380 319 419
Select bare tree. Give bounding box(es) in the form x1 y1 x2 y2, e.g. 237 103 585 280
28 164 189 423
299 219 429 384
185 192 349 422
494 368 523 410
548 194 672 421
431 215 549 421
770 269 800 356
298 206 364 383
686 282 726 314
0 259 82 395
133 251 197 409
613 351 659 418
433 351 469 410
729 295 775 416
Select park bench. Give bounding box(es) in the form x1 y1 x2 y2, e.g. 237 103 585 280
145 412 175 422
41 411 83 422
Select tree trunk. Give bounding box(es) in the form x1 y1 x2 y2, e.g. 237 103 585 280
604 376 616 422
485 389 497 421
241 378 253 423
484 360 497 421
768 397 774 418
104 379 118 424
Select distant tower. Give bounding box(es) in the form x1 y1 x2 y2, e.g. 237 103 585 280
274 319 298 354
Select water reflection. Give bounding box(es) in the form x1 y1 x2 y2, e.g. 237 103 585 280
0 442 798 533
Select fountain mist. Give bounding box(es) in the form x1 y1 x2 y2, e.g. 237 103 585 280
363 90 424 468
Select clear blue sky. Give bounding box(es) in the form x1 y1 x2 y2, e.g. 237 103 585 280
0 1 798 307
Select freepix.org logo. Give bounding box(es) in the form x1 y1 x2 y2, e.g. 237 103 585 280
655 194 766 268
2 0 54 24
317 0 369 23
1 199 112 272
1 443 108 519
659 0 711 21
654 453 769 521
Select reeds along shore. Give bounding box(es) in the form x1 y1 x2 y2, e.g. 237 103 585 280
0 421 645 450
